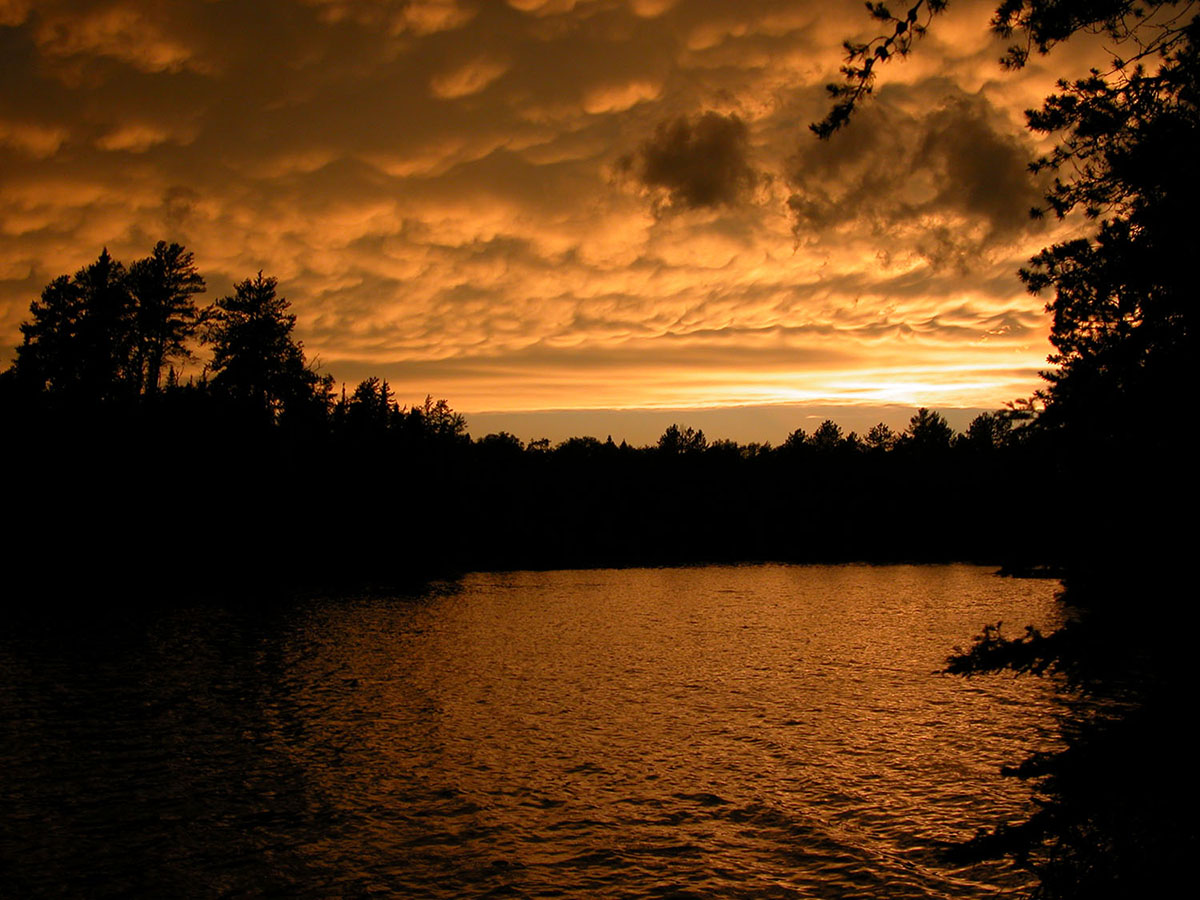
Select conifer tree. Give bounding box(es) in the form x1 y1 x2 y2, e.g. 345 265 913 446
204 272 316 422
128 242 205 397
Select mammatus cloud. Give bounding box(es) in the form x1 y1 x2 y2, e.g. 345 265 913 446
95 121 187 152
620 111 758 210
0 119 69 157
430 56 511 99
302 0 477 34
32 1 211 74
629 0 679 18
787 87 1046 270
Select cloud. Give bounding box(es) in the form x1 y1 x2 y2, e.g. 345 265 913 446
400 0 477 34
787 86 1046 269
95 122 185 152
0 0 31 26
621 111 758 210
301 0 476 34
628 0 677 18
582 78 661 114
0 120 69 157
430 56 510 99
33 2 209 74
507 0 579 16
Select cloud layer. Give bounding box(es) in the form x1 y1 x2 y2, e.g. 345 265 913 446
0 0 1096 428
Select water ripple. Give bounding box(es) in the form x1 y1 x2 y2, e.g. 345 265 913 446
0 564 1064 898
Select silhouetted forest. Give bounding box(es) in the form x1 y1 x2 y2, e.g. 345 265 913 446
1 243 1062 596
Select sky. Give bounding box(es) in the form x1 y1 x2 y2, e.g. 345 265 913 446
0 0 1107 444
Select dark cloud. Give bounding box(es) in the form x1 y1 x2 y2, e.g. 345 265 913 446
161 185 198 232
622 110 757 210
787 87 1045 269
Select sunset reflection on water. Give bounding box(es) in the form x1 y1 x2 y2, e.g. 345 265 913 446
1 565 1065 898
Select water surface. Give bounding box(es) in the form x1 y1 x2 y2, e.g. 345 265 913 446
1 564 1065 897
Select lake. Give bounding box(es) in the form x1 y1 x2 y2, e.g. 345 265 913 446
0 564 1066 898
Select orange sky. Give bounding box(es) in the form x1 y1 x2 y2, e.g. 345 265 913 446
0 0 1108 442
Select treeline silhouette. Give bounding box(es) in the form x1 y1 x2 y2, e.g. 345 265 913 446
2 242 1061 596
